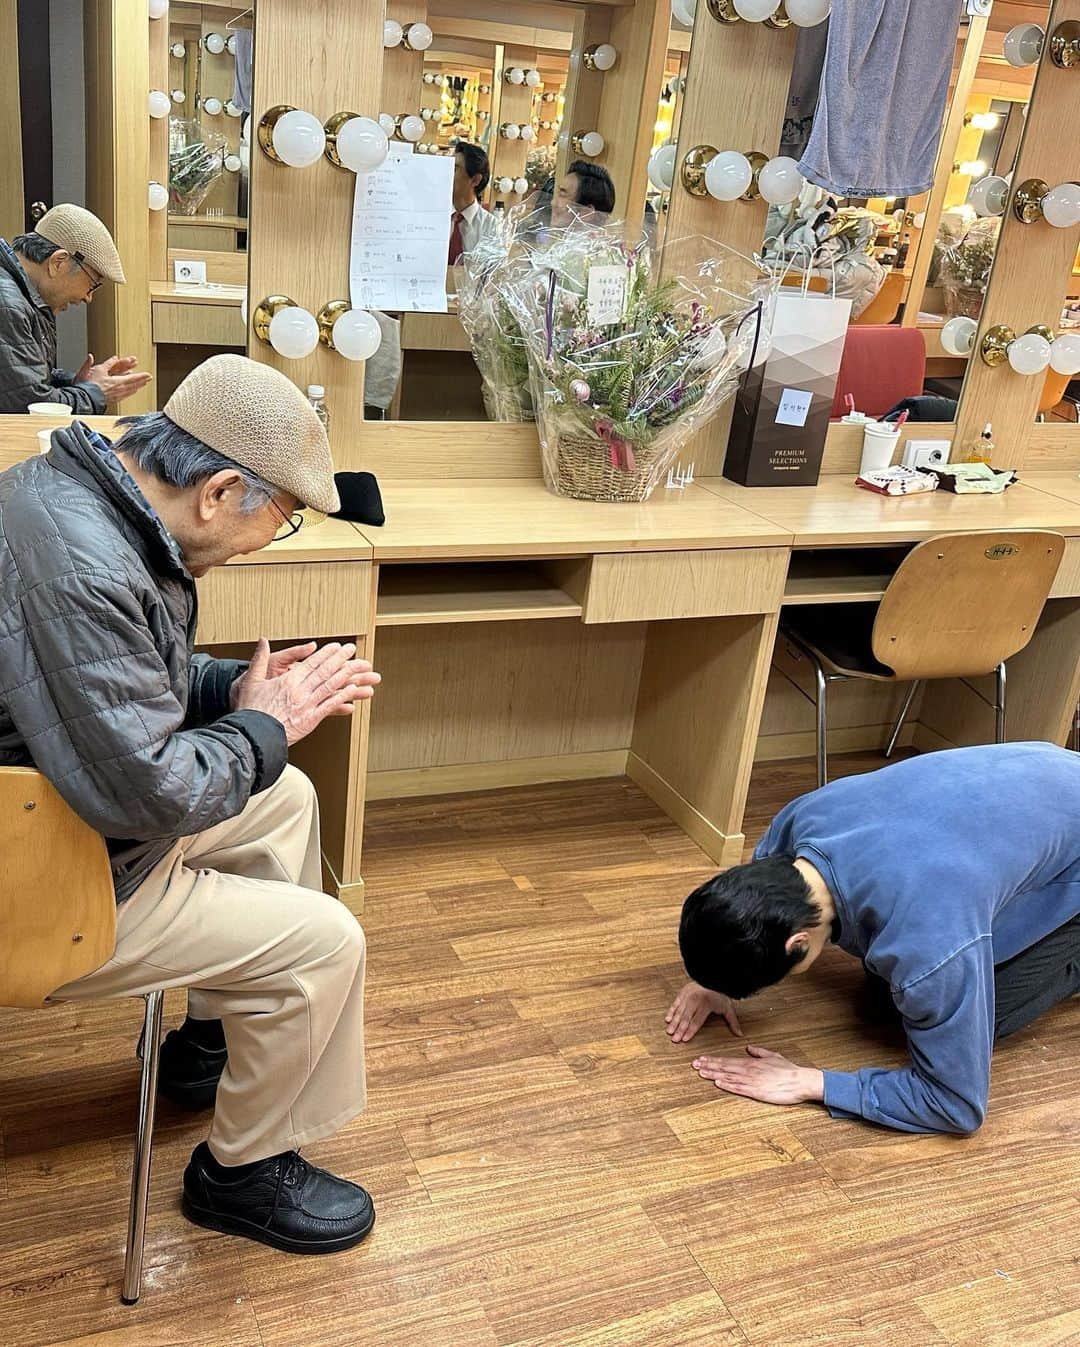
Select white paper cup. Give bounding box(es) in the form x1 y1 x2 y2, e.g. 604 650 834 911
28 402 74 417
860 421 899 475
37 428 54 454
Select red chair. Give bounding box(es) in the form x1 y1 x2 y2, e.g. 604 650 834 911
830 325 927 420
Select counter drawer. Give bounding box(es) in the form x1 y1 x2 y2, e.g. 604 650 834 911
1049 537 1080 598
152 300 246 347
196 561 372 644
567 547 788 624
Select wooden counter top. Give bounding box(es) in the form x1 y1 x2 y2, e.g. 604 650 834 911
149 282 246 307
353 478 792 560
700 475 1080 546
1020 471 1080 509
225 517 371 565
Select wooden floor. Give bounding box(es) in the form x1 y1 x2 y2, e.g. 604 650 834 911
1 753 1078 1347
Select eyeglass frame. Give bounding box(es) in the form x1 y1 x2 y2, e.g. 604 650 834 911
266 494 305 541
71 251 103 294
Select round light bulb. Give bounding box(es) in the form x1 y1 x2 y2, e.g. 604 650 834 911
332 309 382 362
336 116 389 173
240 294 247 327
783 0 831 25
205 31 225 54
383 18 403 47
507 67 525 85
526 68 543 87
520 124 536 142
671 0 697 26
502 122 521 140
226 33 237 55
239 142 250 169
1042 182 1080 229
757 155 804 206
170 41 185 58
225 100 242 118
268 305 319 359
171 88 186 103
1049 332 1080 377
1003 23 1044 68
415 143 428 155
203 96 223 116
403 22 433 51
705 150 753 202
1007 332 1052 375
148 89 171 119
591 43 618 71
648 144 677 191
941 316 977 357
577 130 604 157
148 0 168 18
148 180 169 210
514 176 529 195
399 115 425 143
378 112 396 136
423 72 435 85
970 175 1008 218
733 0 781 19
497 176 514 194
224 153 242 172
272 109 326 167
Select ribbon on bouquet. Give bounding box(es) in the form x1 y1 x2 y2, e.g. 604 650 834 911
596 418 636 472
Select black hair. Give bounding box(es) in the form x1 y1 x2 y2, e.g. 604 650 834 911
567 160 616 214
455 142 491 196
13 233 65 265
678 855 821 999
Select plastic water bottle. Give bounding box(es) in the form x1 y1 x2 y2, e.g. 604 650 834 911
307 385 330 437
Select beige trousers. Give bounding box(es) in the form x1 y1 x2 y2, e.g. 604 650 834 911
53 766 367 1166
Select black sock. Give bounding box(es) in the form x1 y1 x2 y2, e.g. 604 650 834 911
202 1146 286 1184
180 1015 227 1052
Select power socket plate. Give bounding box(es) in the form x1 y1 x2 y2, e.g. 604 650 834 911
173 258 207 285
901 439 951 471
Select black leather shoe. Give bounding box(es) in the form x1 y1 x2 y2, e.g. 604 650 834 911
182 1142 376 1254
156 1029 227 1111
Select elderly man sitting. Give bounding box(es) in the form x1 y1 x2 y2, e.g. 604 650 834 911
0 203 150 412
0 355 380 1254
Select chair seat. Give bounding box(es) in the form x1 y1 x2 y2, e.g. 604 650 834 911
783 603 896 680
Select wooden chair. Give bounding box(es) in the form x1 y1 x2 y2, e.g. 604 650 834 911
0 767 164 1306
781 531 1065 787
852 269 906 326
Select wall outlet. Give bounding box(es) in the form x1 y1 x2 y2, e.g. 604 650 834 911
902 439 951 471
173 258 207 284
966 0 992 16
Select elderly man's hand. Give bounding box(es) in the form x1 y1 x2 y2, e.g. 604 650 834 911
692 1045 825 1106
232 638 381 745
75 353 152 406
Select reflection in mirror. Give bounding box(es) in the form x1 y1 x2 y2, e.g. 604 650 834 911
753 0 1051 427
1032 265 1080 426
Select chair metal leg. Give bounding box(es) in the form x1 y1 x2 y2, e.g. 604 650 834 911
122 990 164 1306
994 662 1007 745
814 662 829 789
1073 699 1080 753
885 681 921 759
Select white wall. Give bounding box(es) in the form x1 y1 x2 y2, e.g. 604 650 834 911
50 0 88 370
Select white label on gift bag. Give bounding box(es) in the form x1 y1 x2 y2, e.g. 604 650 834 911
775 387 813 427
586 265 627 326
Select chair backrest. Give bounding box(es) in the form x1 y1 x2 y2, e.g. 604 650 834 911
1039 366 1070 417
852 271 906 327
0 768 116 1007
872 531 1065 680
830 325 927 419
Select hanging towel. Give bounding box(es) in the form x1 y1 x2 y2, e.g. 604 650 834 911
780 20 829 163
797 0 964 199
231 27 254 115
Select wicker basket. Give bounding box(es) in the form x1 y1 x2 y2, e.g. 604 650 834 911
547 429 665 503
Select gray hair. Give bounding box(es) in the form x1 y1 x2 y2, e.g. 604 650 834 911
13 232 70 267
116 412 275 513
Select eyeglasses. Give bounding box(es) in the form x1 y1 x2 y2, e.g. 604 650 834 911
72 253 103 294
267 496 304 542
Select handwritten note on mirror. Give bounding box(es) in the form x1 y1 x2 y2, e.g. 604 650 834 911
350 149 455 313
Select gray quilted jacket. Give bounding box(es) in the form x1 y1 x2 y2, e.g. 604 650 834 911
0 238 107 414
0 421 288 902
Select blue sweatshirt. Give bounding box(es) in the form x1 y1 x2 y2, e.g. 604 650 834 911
754 743 1080 1135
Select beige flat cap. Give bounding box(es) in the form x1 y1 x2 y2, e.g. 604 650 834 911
164 354 340 515
35 204 126 285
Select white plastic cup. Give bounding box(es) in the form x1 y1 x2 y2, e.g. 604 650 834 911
859 421 899 475
28 401 74 417
37 428 54 454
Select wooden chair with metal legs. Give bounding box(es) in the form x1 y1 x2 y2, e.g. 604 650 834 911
0 767 164 1306
780 531 1065 788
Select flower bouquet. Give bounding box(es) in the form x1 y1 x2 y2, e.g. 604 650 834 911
939 216 999 320
457 212 535 422
507 224 776 502
169 118 227 216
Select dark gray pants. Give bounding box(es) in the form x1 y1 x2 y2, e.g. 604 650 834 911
863 913 1080 1040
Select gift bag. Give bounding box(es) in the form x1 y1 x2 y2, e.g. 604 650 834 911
724 275 851 487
